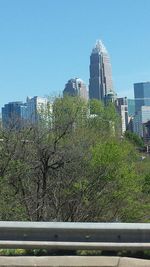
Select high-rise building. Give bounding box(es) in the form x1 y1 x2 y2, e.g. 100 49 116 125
2 96 49 128
63 78 88 101
128 99 135 117
134 82 150 113
2 101 27 128
26 96 48 124
143 120 150 142
116 97 128 134
0 113 2 129
89 40 114 101
133 106 150 137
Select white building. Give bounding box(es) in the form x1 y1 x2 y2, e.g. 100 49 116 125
26 96 48 124
116 97 128 134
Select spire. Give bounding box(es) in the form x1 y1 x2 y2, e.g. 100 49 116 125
92 40 108 54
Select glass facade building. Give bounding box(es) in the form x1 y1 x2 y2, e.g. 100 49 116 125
133 106 150 137
127 99 135 116
134 82 150 113
2 96 48 128
89 40 114 101
2 101 27 128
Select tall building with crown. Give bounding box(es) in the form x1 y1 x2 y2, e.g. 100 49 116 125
89 40 114 101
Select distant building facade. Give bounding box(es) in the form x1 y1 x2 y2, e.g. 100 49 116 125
89 40 115 101
105 91 116 104
2 96 48 128
134 82 150 114
116 97 128 134
143 120 150 142
133 106 150 137
26 96 48 124
132 82 150 138
63 78 88 101
2 101 27 128
0 113 2 129
128 99 135 117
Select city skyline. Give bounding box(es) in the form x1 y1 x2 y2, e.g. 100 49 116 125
1 0 150 109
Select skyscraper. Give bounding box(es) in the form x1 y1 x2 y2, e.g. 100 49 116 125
89 40 114 101
134 82 150 113
128 99 135 116
63 78 88 101
2 97 50 128
2 101 27 128
26 96 48 124
133 106 150 137
116 97 128 134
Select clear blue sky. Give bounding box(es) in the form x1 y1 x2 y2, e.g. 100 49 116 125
0 0 150 109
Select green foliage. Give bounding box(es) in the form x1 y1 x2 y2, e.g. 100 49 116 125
0 249 26 256
124 130 144 147
0 97 149 222
89 99 104 115
77 250 102 256
0 248 49 256
86 137 143 222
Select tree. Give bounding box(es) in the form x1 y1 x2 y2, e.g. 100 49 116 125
124 130 144 148
0 97 148 222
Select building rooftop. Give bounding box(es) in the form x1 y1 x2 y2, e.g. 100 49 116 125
92 40 108 54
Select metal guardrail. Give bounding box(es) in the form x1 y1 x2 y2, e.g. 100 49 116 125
0 222 149 251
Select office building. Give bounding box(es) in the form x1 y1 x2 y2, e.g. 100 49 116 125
2 96 49 128
127 99 135 132
133 106 150 137
0 113 2 129
116 97 128 134
105 91 116 104
2 101 27 128
143 120 150 142
134 82 150 114
128 99 135 116
63 78 88 101
89 40 114 101
26 96 48 124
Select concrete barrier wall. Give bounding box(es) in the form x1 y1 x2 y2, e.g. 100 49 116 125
0 256 149 267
